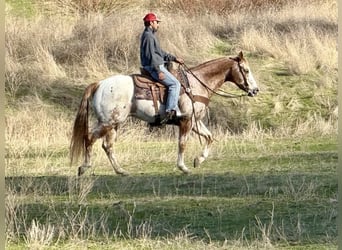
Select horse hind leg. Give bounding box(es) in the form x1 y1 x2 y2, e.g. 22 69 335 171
102 125 129 175
77 123 105 176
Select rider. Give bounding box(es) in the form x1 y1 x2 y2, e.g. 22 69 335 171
140 12 184 124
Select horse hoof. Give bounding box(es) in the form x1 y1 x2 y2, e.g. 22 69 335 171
115 169 129 176
78 167 85 176
178 165 191 174
194 158 200 168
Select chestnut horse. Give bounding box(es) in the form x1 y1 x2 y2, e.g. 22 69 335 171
70 51 259 176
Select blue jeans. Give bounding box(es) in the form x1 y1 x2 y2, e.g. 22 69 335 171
143 64 181 112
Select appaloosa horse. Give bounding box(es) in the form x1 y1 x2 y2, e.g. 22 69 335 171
70 51 259 176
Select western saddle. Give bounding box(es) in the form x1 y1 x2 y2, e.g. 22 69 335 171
131 63 209 125
131 63 186 116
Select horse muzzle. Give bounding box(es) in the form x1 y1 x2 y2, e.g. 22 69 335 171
247 88 259 97
248 88 259 97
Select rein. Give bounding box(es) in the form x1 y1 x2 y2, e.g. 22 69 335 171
177 63 246 145
181 63 248 99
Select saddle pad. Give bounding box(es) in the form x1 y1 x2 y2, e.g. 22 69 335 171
132 74 167 104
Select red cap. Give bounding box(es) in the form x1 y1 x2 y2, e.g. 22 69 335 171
143 13 161 22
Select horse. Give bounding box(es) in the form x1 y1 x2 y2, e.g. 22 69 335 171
70 51 259 176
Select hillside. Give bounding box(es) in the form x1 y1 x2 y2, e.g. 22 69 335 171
5 0 337 134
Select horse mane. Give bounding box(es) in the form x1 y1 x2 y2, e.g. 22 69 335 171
191 57 231 71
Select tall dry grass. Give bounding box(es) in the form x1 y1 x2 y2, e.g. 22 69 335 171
5 99 72 177
5 0 337 85
5 6 217 86
239 0 337 74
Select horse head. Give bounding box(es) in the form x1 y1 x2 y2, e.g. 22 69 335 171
227 51 259 97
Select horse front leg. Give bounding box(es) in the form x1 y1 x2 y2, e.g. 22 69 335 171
177 118 193 174
102 126 129 176
192 120 214 168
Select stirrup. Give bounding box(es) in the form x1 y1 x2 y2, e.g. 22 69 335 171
148 114 164 127
160 110 176 125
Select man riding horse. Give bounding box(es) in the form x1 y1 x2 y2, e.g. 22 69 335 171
70 13 259 176
140 12 185 124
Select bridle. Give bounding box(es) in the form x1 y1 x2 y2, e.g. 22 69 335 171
236 60 251 93
176 60 254 145
181 63 249 99
178 62 248 145
178 60 248 145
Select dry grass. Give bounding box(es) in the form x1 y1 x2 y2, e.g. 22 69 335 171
37 0 146 15
194 0 337 75
151 0 287 16
5 0 337 82
5 101 71 176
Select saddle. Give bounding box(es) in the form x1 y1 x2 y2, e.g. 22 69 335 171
132 64 209 125
131 66 186 115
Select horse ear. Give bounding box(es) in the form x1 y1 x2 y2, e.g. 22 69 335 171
229 51 243 62
238 51 244 60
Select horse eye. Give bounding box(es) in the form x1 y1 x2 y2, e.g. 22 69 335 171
244 68 249 74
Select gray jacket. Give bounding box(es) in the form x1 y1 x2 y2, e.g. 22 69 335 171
140 27 176 73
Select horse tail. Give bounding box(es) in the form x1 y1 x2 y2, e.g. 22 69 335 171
70 82 99 166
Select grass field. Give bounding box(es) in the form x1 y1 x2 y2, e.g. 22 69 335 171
5 134 338 249
5 0 337 249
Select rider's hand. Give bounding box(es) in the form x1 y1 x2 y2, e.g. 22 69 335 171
158 71 165 80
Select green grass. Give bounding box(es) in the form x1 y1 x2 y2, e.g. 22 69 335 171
5 0 37 18
5 136 337 249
